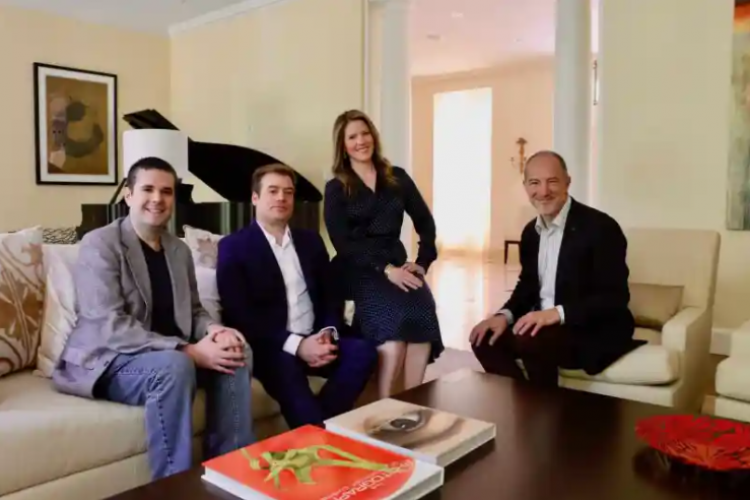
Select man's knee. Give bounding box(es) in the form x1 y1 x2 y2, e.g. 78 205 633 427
471 338 504 362
230 362 252 386
254 350 307 388
514 328 566 361
150 350 196 389
339 337 378 370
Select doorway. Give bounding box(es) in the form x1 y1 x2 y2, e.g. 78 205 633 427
432 87 493 257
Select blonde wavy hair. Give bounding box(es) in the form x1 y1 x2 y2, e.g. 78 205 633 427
331 109 397 195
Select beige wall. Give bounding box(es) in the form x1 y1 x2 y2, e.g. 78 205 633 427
0 6 170 230
411 58 555 257
597 0 744 328
170 0 366 205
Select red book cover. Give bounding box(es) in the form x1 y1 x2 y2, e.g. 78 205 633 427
202 424 418 500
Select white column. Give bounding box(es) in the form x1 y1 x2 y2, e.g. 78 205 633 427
553 0 592 204
374 0 413 256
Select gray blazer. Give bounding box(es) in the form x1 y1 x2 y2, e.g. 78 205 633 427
52 216 217 399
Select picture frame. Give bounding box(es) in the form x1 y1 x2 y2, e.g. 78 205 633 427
33 63 118 186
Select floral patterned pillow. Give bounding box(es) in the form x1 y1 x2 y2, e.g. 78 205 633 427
0 227 45 377
42 226 78 244
183 225 223 269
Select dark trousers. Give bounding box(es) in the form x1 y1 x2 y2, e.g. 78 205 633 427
253 337 378 429
472 325 578 387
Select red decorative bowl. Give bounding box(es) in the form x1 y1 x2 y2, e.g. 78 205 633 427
635 415 750 471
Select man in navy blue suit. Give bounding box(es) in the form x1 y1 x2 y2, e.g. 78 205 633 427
216 164 378 429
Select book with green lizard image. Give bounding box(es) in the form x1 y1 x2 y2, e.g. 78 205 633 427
201 424 443 500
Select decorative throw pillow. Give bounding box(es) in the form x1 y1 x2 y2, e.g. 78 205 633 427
42 226 78 245
0 227 45 377
35 244 79 378
628 282 684 330
195 266 221 323
183 225 223 268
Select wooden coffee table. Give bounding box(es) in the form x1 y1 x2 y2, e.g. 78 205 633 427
106 369 740 499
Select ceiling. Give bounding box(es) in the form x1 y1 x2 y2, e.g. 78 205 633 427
0 0 245 34
0 0 598 76
409 0 600 76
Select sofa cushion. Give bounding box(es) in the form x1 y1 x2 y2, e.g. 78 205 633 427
0 227 45 378
0 367 326 495
559 328 680 385
0 370 205 496
183 225 223 269
628 282 683 329
715 357 750 403
195 266 221 323
0 369 324 496
36 244 79 378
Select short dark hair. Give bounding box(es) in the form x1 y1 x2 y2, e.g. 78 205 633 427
525 150 568 175
126 157 178 189
252 163 296 194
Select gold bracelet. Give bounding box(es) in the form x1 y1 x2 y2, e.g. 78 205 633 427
384 264 394 276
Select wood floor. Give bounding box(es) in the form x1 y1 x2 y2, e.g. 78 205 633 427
426 254 519 352
422 254 517 382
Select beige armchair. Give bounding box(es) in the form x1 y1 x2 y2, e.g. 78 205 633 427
713 320 750 422
559 228 721 411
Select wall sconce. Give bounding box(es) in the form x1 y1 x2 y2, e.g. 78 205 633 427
510 137 528 174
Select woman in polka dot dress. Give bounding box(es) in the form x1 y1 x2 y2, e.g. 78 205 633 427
324 109 444 400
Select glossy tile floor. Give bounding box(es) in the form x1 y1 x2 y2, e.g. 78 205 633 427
426 254 520 352
420 253 519 383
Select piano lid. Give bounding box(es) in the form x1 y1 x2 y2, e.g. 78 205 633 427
122 109 322 203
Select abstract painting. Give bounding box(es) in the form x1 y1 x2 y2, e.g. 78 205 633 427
727 1 750 229
33 63 118 185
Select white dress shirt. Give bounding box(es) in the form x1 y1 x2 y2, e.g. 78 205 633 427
500 196 571 324
257 223 321 355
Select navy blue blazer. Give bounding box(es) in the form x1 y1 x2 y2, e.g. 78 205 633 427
216 222 341 353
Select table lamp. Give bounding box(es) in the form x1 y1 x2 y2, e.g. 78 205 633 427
109 129 190 204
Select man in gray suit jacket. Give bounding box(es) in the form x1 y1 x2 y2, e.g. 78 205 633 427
53 157 255 480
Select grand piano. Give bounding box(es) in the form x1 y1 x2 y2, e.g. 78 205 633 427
77 109 322 238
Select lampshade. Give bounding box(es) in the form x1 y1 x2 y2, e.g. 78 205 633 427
122 129 189 179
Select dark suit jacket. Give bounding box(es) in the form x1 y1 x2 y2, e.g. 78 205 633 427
502 198 643 374
216 222 341 354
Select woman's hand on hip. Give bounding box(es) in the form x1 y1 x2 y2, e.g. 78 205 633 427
385 264 423 292
401 262 426 276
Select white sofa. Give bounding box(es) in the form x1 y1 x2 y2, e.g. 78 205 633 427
713 319 750 422
0 239 324 500
559 227 720 411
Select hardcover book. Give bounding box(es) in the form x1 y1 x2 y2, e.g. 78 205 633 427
324 398 496 467
201 424 443 500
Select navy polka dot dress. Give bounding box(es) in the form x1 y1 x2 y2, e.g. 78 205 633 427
324 166 444 363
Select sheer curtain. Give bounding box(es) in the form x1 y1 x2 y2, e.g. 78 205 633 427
432 87 493 254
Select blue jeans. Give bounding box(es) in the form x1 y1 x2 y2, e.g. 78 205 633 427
95 349 255 480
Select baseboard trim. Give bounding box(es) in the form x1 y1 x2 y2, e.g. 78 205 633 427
711 327 733 356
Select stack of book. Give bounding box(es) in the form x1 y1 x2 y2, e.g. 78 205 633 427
202 398 496 500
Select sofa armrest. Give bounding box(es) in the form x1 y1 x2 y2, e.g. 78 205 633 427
661 306 711 352
729 319 750 358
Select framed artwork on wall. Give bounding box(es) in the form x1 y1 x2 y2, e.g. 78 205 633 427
728 1 750 229
33 63 118 186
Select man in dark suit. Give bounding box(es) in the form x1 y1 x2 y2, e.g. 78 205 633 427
217 164 378 429
470 151 643 387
